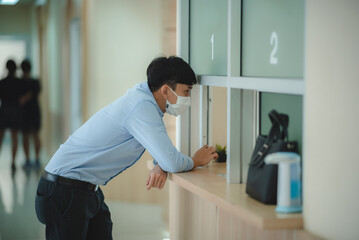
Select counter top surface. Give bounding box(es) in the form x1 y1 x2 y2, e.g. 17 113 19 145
168 162 303 230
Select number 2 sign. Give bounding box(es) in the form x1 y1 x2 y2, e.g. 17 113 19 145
270 31 278 65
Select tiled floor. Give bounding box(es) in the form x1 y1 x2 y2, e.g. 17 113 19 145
0 133 169 240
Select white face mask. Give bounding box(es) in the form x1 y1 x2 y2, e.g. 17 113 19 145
166 87 191 116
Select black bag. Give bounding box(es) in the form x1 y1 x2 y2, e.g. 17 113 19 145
246 110 298 204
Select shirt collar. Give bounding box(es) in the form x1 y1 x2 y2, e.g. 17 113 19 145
140 82 164 118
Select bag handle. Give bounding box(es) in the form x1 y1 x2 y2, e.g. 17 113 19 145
250 110 290 167
250 122 280 167
269 110 289 140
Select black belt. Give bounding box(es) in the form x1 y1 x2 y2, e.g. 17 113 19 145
42 171 99 191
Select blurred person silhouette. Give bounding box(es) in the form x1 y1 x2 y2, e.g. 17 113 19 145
0 59 28 170
20 59 41 169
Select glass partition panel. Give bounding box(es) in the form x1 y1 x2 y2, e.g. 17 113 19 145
190 0 228 76
260 92 303 154
241 0 304 78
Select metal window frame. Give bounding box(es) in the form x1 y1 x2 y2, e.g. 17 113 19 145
177 0 304 183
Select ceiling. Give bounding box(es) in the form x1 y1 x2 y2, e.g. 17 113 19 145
17 0 37 5
0 0 42 6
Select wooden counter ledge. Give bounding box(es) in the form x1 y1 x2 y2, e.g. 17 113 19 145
168 161 303 230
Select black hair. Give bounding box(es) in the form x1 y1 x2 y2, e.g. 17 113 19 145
21 59 32 72
6 59 16 75
147 56 197 92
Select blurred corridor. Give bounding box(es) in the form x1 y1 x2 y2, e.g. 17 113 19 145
0 134 45 239
1 0 176 239
0 134 170 240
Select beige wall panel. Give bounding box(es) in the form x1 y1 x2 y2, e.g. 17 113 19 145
170 182 193 240
218 208 243 240
304 1 359 239
218 208 297 240
211 86 227 147
198 197 217 240
171 183 320 240
170 183 218 240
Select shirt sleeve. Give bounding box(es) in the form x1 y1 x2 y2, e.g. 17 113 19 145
124 101 193 173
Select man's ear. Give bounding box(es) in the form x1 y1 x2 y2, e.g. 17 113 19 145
160 84 170 99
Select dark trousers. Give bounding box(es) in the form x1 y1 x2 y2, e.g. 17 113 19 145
35 177 113 240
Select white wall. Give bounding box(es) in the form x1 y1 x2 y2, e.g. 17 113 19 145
87 0 164 115
304 1 359 239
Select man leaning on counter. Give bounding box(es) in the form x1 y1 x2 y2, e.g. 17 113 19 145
34 56 218 240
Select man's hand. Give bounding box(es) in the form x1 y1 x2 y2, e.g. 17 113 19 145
146 164 167 190
192 145 218 169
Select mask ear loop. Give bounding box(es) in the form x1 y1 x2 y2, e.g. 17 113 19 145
164 85 175 112
168 86 178 97
162 85 171 104
167 86 179 105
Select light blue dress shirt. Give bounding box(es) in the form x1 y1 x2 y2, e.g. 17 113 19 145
45 82 194 185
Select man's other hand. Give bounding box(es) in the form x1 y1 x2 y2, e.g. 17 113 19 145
192 145 218 169
146 164 167 190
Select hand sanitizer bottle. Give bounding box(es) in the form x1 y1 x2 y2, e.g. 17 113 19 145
265 152 302 213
